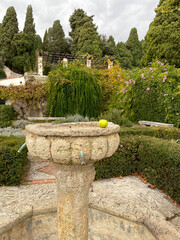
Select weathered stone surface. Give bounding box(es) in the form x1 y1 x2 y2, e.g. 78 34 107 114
55 164 95 240
138 121 174 128
0 177 179 240
26 122 120 165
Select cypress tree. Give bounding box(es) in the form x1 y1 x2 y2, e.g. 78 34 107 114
34 35 43 50
23 5 36 71
126 28 142 67
0 6 19 67
69 8 101 55
107 35 116 55
50 20 66 53
43 29 49 51
23 5 36 37
115 42 133 69
77 21 102 57
142 0 180 67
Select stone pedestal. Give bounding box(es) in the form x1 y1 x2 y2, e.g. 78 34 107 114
26 122 120 240
55 164 95 240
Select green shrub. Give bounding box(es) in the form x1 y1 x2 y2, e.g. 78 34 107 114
47 63 103 118
0 69 6 79
54 114 89 124
0 136 28 186
98 108 133 127
0 105 13 127
95 135 180 203
119 126 180 140
119 62 180 125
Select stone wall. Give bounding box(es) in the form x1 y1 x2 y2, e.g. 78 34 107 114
24 73 47 85
5 99 47 119
0 208 156 240
3 66 22 79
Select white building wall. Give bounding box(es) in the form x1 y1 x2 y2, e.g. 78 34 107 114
0 77 25 86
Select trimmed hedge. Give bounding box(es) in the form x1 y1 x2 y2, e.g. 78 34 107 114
95 135 180 203
0 105 13 128
0 136 28 186
119 126 180 140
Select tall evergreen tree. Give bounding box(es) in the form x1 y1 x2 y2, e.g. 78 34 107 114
126 28 142 67
23 5 36 71
107 35 116 55
100 34 115 56
69 8 101 56
34 35 43 50
23 5 36 37
142 0 180 67
77 21 102 56
0 6 19 67
115 42 133 69
50 20 66 53
43 29 49 51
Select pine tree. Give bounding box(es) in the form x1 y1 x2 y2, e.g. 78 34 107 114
142 0 180 67
69 8 101 55
50 20 66 53
0 6 19 67
115 42 133 69
126 28 142 67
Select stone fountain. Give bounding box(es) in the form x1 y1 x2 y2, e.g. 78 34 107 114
25 122 120 240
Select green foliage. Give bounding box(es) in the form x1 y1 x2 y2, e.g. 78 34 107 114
119 126 180 140
43 29 49 51
100 35 115 56
0 69 7 79
95 135 180 203
126 28 143 67
47 63 103 118
0 105 13 128
0 51 6 69
69 8 102 56
120 62 180 125
98 108 133 127
0 6 19 67
49 20 66 53
115 42 133 69
23 5 36 36
142 0 180 67
0 136 28 186
0 85 47 106
34 35 43 50
77 21 102 57
23 5 37 71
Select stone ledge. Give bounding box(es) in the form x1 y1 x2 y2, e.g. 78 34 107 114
139 121 174 128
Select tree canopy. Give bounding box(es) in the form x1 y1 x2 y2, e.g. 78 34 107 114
126 27 142 67
142 0 180 67
0 6 19 67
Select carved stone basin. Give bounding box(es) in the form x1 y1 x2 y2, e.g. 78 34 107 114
25 121 120 240
26 122 120 165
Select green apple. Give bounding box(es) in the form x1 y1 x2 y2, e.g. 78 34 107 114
98 119 108 128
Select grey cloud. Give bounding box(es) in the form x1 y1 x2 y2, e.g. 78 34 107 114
0 0 159 42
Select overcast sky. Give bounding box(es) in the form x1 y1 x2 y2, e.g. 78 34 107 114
0 0 159 43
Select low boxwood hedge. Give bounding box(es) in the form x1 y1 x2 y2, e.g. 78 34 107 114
0 105 13 128
0 136 28 186
119 126 180 140
95 135 180 203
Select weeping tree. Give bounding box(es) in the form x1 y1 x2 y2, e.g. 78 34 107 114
47 63 103 118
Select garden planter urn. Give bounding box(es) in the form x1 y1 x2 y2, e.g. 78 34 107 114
25 122 120 240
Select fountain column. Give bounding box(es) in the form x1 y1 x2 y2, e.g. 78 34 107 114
55 165 95 239
25 122 120 240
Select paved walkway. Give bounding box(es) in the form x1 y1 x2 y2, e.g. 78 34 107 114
22 155 56 185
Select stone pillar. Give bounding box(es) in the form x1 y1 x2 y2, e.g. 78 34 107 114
63 58 68 67
55 164 95 240
38 56 43 76
108 60 113 69
87 59 91 68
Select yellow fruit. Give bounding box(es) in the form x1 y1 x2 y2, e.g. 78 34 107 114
98 119 108 128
